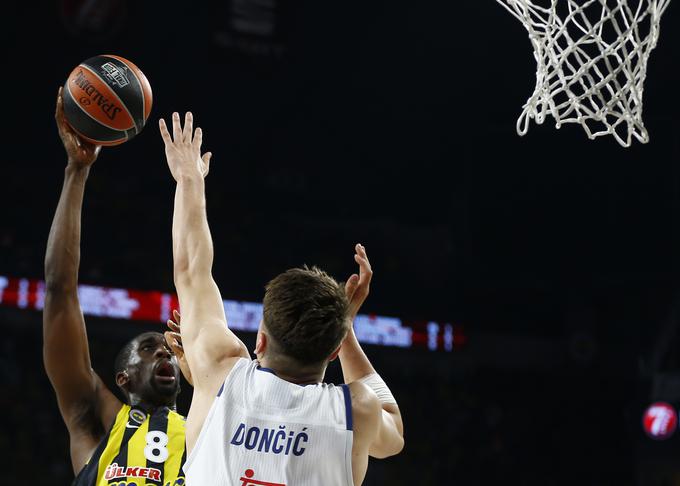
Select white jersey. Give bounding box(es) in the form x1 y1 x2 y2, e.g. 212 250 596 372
184 358 354 486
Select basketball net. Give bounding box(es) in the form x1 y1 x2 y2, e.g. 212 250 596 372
497 0 671 147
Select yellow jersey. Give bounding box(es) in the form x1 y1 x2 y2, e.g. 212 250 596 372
72 404 186 486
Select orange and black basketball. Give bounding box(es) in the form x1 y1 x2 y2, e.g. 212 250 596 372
62 55 152 146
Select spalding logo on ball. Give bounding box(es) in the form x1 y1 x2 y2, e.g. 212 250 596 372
642 402 678 440
62 55 152 146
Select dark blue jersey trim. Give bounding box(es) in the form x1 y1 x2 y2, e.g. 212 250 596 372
256 365 277 375
255 364 317 386
341 384 353 431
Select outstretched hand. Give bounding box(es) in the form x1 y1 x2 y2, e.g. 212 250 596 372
164 310 193 386
55 87 101 168
344 243 373 321
159 112 211 181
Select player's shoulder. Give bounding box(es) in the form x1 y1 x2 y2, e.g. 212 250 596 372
347 381 381 428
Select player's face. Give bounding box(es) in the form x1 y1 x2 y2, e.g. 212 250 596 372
127 333 181 404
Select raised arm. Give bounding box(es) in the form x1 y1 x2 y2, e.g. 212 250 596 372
341 244 404 459
159 112 248 448
44 88 121 473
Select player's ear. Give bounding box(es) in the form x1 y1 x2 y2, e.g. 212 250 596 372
328 344 342 363
255 328 267 358
116 370 130 389
328 327 350 363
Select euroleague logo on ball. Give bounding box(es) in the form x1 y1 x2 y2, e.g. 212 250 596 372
642 402 678 440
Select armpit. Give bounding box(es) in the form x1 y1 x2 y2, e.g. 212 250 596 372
68 397 106 439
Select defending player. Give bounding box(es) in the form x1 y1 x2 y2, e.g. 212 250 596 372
44 89 194 486
159 112 404 486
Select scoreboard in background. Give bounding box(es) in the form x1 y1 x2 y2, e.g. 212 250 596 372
0 274 465 352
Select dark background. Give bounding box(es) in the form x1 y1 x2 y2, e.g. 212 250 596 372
2 0 680 484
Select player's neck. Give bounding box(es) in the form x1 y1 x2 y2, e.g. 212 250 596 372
258 356 326 385
128 394 177 413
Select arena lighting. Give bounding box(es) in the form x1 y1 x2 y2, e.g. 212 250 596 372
0 275 462 352
642 402 678 440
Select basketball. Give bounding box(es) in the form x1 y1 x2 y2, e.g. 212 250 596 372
62 55 152 146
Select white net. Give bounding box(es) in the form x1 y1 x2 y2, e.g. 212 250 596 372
497 0 671 147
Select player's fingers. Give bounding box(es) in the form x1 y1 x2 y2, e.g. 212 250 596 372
166 331 184 349
354 253 373 276
355 244 373 276
159 119 172 146
202 152 211 176
167 319 180 332
55 88 73 138
354 257 372 296
163 331 179 350
173 309 181 323
345 274 359 300
172 343 184 356
356 244 371 267
55 87 63 121
183 112 193 142
172 112 182 142
193 127 202 150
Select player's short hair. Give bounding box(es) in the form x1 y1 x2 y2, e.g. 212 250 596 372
114 338 137 376
263 266 350 365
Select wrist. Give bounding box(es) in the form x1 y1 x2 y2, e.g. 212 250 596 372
339 328 360 355
65 162 90 177
176 172 205 184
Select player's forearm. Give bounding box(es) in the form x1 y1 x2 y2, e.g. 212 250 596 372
339 327 376 383
170 175 245 376
44 164 90 292
172 175 214 284
43 163 94 386
341 328 404 436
